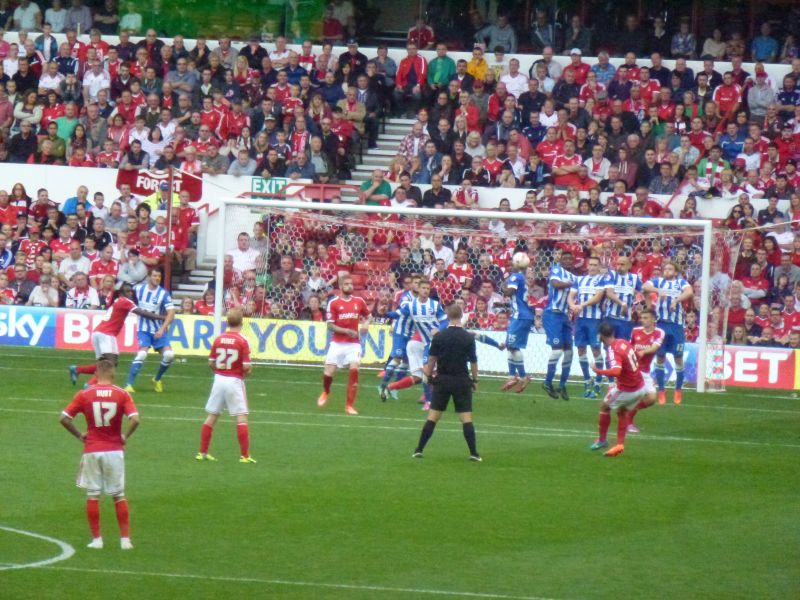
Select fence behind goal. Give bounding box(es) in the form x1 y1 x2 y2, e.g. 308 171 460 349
213 198 740 393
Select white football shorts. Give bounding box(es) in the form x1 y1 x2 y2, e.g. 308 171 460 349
325 341 362 368
92 331 118 358
641 372 655 395
77 450 125 496
407 339 426 378
205 374 249 416
604 385 646 411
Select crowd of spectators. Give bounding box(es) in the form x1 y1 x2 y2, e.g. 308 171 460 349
0 7 798 351
0 180 198 309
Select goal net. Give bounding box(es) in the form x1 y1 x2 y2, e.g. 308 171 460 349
212 197 737 393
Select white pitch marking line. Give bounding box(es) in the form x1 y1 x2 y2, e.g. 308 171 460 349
3 406 799 450
40 565 559 600
0 526 75 571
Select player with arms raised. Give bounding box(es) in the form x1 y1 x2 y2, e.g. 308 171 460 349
125 268 177 393
379 275 419 401
642 261 694 405
603 254 643 341
626 309 664 433
318 274 370 415
589 322 645 457
542 250 575 400
60 359 140 549
568 256 607 399
197 309 255 463
500 252 535 393
69 283 165 386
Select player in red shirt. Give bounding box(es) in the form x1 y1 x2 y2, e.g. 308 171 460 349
589 321 646 457
69 283 165 386
196 309 255 463
60 359 140 550
625 309 665 432
318 274 370 415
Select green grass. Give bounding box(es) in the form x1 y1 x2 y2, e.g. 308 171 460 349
1 347 799 600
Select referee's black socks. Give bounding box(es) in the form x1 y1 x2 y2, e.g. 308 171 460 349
462 422 478 456
416 419 437 453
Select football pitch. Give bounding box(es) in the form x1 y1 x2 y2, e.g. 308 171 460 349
1 347 798 600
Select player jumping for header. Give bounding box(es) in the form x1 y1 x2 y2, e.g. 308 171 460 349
499 255 536 393
318 274 371 415
642 261 694 405
197 309 255 463
542 250 576 400
69 283 165 386
589 322 646 457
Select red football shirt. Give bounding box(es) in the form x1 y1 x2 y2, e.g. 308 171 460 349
209 331 251 379
605 339 645 392
95 295 137 336
630 326 665 372
89 258 119 286
62 385 138 453
326 295 369 343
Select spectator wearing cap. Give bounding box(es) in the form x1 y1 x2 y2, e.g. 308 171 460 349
338 39 368 78
562 49 590 86
143 181 179 211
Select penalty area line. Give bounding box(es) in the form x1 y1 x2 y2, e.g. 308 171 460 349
41 565 559 600
0 525 75 571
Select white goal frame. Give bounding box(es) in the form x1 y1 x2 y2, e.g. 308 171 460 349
213 198 714 392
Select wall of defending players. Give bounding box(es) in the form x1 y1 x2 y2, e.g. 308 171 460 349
0 305 795 391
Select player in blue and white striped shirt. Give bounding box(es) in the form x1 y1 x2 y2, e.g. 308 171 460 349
603 255 643 341
125 269 176 393
379 276 419 401
642 261 694 405
568 256 608 399
542 250 576 400
386 280 447 409
500 264 535 393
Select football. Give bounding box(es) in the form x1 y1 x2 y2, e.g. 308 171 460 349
512 252 531 269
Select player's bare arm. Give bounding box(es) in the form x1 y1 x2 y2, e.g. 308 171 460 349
59 414 86 442
583 289 606 307
121 414 141 444
501 281 516 297
551 278 573 289
605 288 628 314
567 289 582 313
327 320 358 338
422 354 437 379
155 308 176 338
675 284 694 303
636 341 662 358
132 308 166 321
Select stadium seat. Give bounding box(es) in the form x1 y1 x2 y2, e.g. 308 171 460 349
353 261 372 274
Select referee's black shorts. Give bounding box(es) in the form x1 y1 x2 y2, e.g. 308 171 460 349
430 374 473 413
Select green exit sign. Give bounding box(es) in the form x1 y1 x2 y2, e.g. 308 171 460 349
251 177 289 195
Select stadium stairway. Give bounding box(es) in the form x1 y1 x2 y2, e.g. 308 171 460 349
346 117 415 185
173 264 214 300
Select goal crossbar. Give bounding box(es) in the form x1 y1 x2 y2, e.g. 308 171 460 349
213 198 713 392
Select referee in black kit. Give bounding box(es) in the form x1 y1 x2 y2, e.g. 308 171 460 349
413 304 481 462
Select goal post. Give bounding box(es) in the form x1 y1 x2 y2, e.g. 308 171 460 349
212 197 719 392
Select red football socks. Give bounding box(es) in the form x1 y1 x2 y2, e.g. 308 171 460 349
114 498 130 538
388 376 415 391
322 375 333 394
616 411 629 445
237 423 250 457
346 369 359 408
86 497 100 538
76 364 97 375
598 412 611 442
200 424 213 454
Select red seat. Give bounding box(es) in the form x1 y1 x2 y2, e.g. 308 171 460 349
360 290 379 303
367 248 389 261
369 260 391 272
